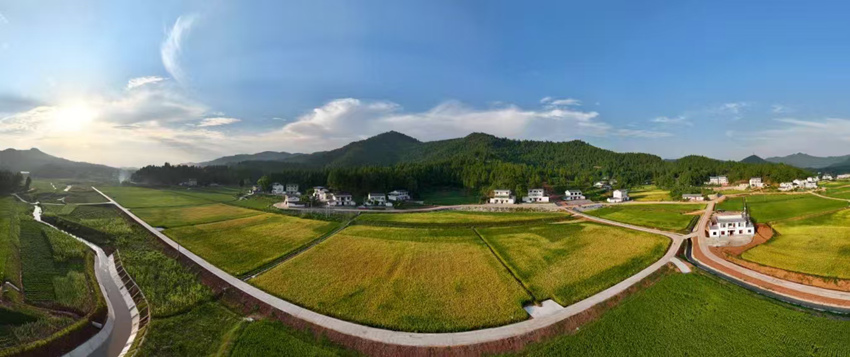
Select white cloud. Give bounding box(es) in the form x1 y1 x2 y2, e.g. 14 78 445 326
197 117 241 127
539 96 552 103
0 12 8 25
161 15 197 85
0 106 56 133
613 129 673 138
544 98 582 107
651 116 692 126
772 104 789 114
747 117 850 156
127 76 166 90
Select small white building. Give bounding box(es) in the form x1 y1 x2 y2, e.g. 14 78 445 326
271 183 285 195
489 189 516 204
822 174 834 181
180 178 198 187
682 194 705 201
388 190 411 202
329 192 356 206
792 179 806 187
607 189 630 203
708 211 755 238
367 193 392 207
779 182 795 192
522 188 549 203
283 193 304 207
807 176 819 183
804 181 818 189
749 177 764 188
564 190 585 201
838 174 850 180
285 184 299 195
707 176 729 186
313 187 330 202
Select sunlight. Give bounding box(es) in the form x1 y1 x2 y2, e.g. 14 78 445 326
49 102 98 132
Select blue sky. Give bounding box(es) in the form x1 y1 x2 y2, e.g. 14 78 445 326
2 0 850 167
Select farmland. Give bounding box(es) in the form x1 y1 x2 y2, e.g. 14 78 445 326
419 189 481 205
479 222 668 306
742 209 850 279
229 319 356 357
132 203 262 228
252 226 531 332
97 186 213 208
628 185 672 202
824 186 850 200
164 213 339 275
356 210 570 226
585 204 704 232
516 272 850 356
720 194 846 223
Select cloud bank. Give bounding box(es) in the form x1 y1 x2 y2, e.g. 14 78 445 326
161 15 197 85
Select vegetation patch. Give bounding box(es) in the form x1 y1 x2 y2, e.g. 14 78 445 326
132 203 262 229
515 272 850 356
252 225 531 332
164 214 338 276
742 209 850 279
97 186 212 208
356 210 570 227
628 185 672 202
479 222 668 306
726 194 847 223
136 302 241 356
585 204 704 232
229 319 356 357
419 188 481 205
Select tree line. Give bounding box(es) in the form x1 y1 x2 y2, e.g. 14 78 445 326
0 170 29 194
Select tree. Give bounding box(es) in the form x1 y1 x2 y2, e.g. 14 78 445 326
257 175 272 192
25 176 32 191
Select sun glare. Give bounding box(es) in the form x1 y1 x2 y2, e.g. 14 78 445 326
50 102 98 132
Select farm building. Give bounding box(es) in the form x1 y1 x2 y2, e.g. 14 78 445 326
807 177 819 183
271 183 285 195
707 176 729 186
749 177 764 188
522 188 549 203
329 192 356 206
682 194 704 201
388 190 411 201
285 184 300 195
564 190 585 201
708 211 755 238
283 193 304 208
607 189 630 203
838 174 850 180
822 174 834 181
779 182 795 191
489 189 516 204
313 187 330 201
367 193 392 206
804 181 818 189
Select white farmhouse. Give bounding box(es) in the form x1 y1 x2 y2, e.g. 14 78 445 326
313 187 330 202
822 174 834 181
283 193 304 208
838 174 850 180
708 211 755 238
707 176 729 186
778 182 795 192
607 189 630 203
271 183 285 195
792 179 806 187
367 193 392 207
285 184 300 195
749 177 764 188
804 181 818 189
522 188 549 203
489 189 516 204
388 190 411 202
807 176 819 183
682 194 704 201
564 190 585 201
329 192 356 206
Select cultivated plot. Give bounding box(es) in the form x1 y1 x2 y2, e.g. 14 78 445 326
742 209 850 279
356 210 570 226
628 185 672 202
252 226 531 332
133 203 262 229
723 194 847 223
164 214 338 276
479 222 669 306
585 204 704 232
98 186 212 208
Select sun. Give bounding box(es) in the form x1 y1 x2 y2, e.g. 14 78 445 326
49 102 98 132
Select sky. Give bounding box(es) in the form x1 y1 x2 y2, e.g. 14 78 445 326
2 0 850 167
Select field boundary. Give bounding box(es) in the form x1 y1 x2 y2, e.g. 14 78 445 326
472 228 537 304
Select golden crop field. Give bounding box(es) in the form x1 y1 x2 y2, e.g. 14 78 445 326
479 222 669 306
251 226 531 332
356 210 569 225
743 209 850 279
133 203 263 228
164 214 338 276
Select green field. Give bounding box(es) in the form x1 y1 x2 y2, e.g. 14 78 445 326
132 203 262 228
163 186 242 203
479 222 668 306
719 194 847 223
228 194 282 210
585 204 704 232
137 302 241 356
253 226 531 332
164 214 338 276
97 186 213 208
356 210 569 226
515 272 850 356
229 319 356 357
824 186 850 200
419 189 481 205
742 209 850 279
628 185 672 202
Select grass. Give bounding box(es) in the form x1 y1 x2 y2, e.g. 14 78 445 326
97 186 212 208
479 222 669 306
722 194 847 223
132 203 262 228
419 188 481 205
628 185 672 202
252 226 531 332
513 272 850 356
824 186 850 200
0 197 24 286
136 302 241 356
742 209 850 279
164 213 339 276
19 220 63 303
356 210 570 226
228 194 281 210
585 204 704 232
163 186 242 203
229 319 357 357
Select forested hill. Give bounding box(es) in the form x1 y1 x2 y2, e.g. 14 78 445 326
0 148 117 180
765 152 850 169
192 151 301 167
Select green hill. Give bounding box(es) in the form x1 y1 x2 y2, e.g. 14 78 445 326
740 155 767 164
0 148 117 180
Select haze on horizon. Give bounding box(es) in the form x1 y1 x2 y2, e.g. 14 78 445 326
2 1 850 168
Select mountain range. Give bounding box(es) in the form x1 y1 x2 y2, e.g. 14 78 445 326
0 148 118 180
755 153 850 171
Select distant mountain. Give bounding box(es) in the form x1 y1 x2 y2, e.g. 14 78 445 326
740 155 767 164
194 151 300 166
766 153 850 169
0 148 117 180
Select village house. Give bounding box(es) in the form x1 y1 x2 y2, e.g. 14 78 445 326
682 194 705 201
792 179 806 187
708 211 755 238
822 174 834 181
779 182 795 192
564 190 585 201
489 189 516 204
388 190 411 202
593 181 612 190
367 193 392 207
313 186 331 202
607 189 630 203
522 188 549 203
838 174 850 180
179 178 198 187
804 181 818 189
271 183 285 195
283 193 304 208
707 176 729 186
329 192 356 206
285 184 300 195
749 177 764 188
807 176 819 183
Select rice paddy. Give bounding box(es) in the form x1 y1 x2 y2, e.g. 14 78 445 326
97 186 213 208
252 225 531 332
628 185 672 202
585 204 704 232
720 194 846 223
132 203 262 228
356 210 570 226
